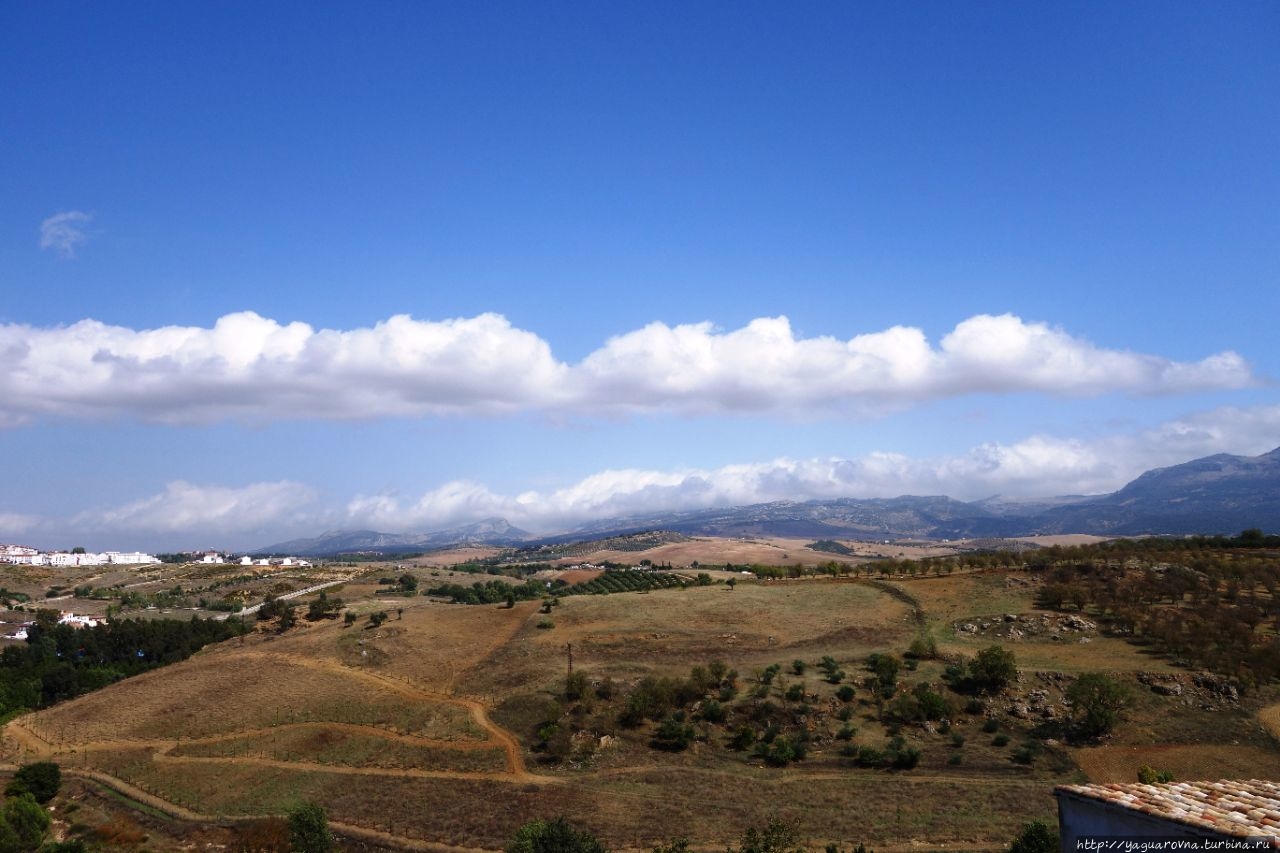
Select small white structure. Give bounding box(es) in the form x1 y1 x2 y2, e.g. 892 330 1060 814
200 552 223 564
105 551 160 565
58 611 104 628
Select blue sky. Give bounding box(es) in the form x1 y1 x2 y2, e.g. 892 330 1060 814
2 1 1277 551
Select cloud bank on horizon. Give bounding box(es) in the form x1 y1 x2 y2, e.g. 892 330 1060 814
18 404 1280 549
0 311 1254 426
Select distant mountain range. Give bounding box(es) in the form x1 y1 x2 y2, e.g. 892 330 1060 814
257 447 1280 555
257 517 530 556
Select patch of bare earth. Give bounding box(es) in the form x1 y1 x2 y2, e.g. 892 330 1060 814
1072 744 1279 783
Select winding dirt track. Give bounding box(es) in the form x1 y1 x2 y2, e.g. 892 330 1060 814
6 650 550 785
0 638 560 851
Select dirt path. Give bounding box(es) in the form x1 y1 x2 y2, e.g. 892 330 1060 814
0 611 560 849
237 650 539 780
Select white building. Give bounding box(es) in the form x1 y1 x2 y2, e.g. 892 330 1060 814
58 611 104 628
105 552 160 565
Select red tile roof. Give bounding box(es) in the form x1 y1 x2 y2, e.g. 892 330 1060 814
1057 780 1280 844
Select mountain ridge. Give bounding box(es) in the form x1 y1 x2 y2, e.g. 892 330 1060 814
256 447 1280 555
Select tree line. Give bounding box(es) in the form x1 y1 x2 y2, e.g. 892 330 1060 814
0 611 246 716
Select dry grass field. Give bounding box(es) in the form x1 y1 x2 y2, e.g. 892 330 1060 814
3 566 1278 852
563 536 964 569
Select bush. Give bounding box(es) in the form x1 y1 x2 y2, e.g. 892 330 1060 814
948 753 963 765
836 684 855 702
565 671 590 702
507 817 606 853
5 761 60 804
967 646 1017 693
652 712 696 752
700 699 727 724
728 726 757 751
982 718 1000 733
1138 764 1175 784
287 802 333 853
1008 820 1058 853
2 792 50 849
865 653 899 695
891 745 921 769
1066 672 1128 739
993 733 1011 746
906 634 938 660
1012 742 1040 765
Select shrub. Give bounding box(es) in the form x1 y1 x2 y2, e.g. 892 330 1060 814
1012 742 1039 765
1138 765 1175 784
1008 820 1058 853
728 726 757 751
948 753 963 765
536 618 555 629
967 646 1017 694
865 653 899 696
890 745 921 769
565 671 590 702
982 718 1000 733
5 761 60 804
993 733 1011 746
652 712 696 752
3 793 50 849
287 802 333 853
507 817 606 853
907 634 938 660
1066 672 1129 739
836 684 855 702
700 699 727 724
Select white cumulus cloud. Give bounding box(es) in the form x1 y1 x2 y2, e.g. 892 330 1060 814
0 512 43 537
39 211 93 257
344 404 1280 533
72 480 320 536
0 312 1255 426
15 404 1279 548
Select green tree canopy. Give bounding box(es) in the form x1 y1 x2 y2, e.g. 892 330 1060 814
4 761 60 804
967 646 1017 694
1008 820 1058 853
287 802 334 853
507 817 607 853
1066 672 1128 739
0 793 50 851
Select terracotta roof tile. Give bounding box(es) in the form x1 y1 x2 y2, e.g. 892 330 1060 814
1056 780 1280 846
